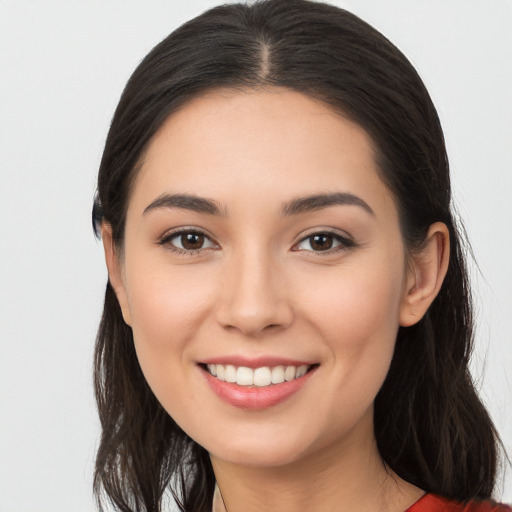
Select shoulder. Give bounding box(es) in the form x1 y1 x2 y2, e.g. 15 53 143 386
406 493 512 512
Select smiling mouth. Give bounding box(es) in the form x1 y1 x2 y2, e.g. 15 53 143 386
201 363 317 388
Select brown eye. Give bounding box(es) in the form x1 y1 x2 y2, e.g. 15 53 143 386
309 234 334 251
181 232 205 250
295 232 353 253
161 230 217 253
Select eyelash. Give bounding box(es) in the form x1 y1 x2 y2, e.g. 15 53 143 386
293 232 355 254
157 228 219 256
157 229 355 256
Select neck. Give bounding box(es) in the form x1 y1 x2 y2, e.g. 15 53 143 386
210 413 423 512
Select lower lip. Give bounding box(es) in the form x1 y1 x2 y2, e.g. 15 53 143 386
201 366 316 410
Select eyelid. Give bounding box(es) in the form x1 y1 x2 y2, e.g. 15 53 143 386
156 226 355 255
157 226 220 254
292 229 355 253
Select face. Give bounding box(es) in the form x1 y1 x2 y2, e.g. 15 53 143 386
110 88 417 468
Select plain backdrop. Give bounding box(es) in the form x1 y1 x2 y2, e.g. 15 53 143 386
0 1 511 510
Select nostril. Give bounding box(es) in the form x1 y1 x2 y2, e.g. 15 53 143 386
216 298 294 336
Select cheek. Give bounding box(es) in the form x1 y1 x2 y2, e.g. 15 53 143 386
300 258 404 343
123 262 217 392
295 254 406 398
289 259 404 438
127 262 214 339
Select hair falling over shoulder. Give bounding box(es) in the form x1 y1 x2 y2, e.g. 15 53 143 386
92 1 504 510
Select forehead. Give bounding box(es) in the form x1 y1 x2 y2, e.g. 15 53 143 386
129 87 397 220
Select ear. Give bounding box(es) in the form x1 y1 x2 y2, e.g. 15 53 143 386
399 222 450 327
101 223 132 326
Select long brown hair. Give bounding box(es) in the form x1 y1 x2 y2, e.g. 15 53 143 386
92 1 502 510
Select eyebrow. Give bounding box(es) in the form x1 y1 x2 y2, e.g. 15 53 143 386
281 192 374 217
143 193 225 216
143 191 374 217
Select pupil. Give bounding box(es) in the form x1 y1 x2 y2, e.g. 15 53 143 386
182 233 204 250
311 234 332 251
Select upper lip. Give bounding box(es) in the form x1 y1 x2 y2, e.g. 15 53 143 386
199 356 316 368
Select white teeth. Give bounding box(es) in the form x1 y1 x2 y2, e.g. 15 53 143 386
225 364 237 383
271 365 285 384
236 366 254 386
253 367 272 387
296 364 308 378
284 366 296 381
216 364 225 381
206 363 311 387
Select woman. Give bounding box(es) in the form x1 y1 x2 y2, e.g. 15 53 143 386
92 0 510 511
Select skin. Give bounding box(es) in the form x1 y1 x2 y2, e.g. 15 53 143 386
103 88 449 512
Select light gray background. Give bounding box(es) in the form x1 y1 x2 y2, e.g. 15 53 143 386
0 1 510 510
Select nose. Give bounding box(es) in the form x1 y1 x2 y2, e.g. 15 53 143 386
216 247 294 337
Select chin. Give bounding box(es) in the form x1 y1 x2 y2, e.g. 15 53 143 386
200 420 344 469
210 441 305 468
188 421 306 467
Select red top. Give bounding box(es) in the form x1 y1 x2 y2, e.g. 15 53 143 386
406 494 512 512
